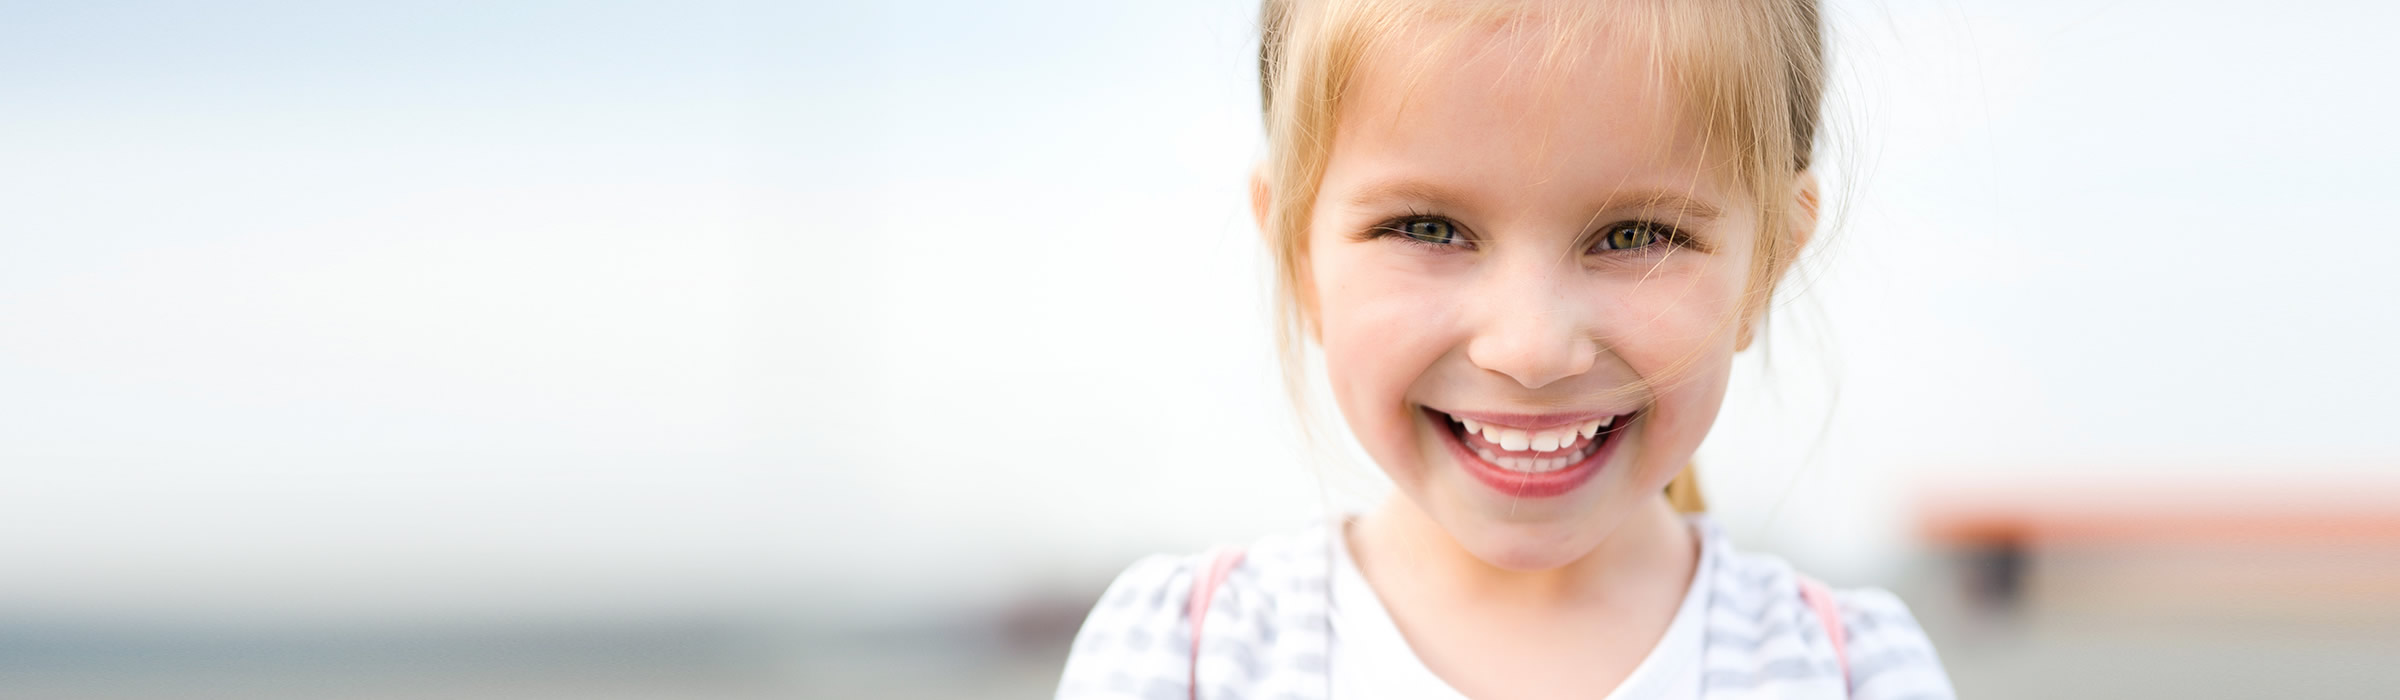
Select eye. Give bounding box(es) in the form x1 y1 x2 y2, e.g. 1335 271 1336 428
1374 216 1468 248
1593 221 1678 252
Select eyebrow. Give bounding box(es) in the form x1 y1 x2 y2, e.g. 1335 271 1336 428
1600 188 1724 225
1345 179 1470 210
1345 179 1724 223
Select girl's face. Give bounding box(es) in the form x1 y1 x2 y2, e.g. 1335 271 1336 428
1303 28 1770 571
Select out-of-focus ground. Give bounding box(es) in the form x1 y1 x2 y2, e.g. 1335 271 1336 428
11 513 2400 699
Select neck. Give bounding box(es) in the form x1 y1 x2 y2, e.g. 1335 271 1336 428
1350 493 1697 608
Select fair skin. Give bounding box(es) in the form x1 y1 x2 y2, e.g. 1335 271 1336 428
1250 21 1816 700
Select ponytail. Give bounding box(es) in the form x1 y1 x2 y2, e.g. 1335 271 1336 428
1666 463 1707 513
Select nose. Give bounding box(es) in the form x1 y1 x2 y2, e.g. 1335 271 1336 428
1464 268 1599 390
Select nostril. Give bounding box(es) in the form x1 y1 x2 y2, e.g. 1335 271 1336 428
1464 327 1600 390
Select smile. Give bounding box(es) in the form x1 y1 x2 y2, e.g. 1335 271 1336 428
1421 406 1639 498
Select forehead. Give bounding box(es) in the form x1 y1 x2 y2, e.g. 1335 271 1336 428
1326 18 1722 206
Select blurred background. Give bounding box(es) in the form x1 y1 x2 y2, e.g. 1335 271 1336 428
4 0 2398 697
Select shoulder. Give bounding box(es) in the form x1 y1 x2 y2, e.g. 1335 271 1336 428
1696 518 1957 700
1055 524 1334 700
1054 552 1198 699
1822 586 1954 699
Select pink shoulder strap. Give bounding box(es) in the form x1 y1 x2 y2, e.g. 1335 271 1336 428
1794 574 1851 692
1185 547 1247 700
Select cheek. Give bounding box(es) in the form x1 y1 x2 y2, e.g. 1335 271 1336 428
1601 275 1740 373
1310 248 1459 447
1598 240 1755 369
1600 256 1750 475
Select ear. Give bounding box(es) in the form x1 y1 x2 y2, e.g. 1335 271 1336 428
1735 171 1820 352
1251 162 1326 343
1249 162 1273 236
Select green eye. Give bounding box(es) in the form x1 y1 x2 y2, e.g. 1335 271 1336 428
1396 218 1459 245
1597 222 1669 251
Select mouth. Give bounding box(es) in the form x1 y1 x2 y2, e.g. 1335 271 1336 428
1420 405 1640 499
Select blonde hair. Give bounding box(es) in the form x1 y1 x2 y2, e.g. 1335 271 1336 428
1256 0 1825 513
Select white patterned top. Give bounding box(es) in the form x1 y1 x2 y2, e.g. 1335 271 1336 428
1326 514 1712 699
1055 514 1957 700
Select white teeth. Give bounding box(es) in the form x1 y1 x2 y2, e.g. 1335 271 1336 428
1453 412 1629 469
1527 426 1589 453
1475 440 1600 473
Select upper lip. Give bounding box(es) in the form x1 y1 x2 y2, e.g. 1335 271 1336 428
1429 406 1636 431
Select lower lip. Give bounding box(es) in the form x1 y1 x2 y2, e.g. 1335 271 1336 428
1426 407 1631 499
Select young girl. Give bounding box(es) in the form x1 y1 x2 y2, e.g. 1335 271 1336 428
1059 0 1953 697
